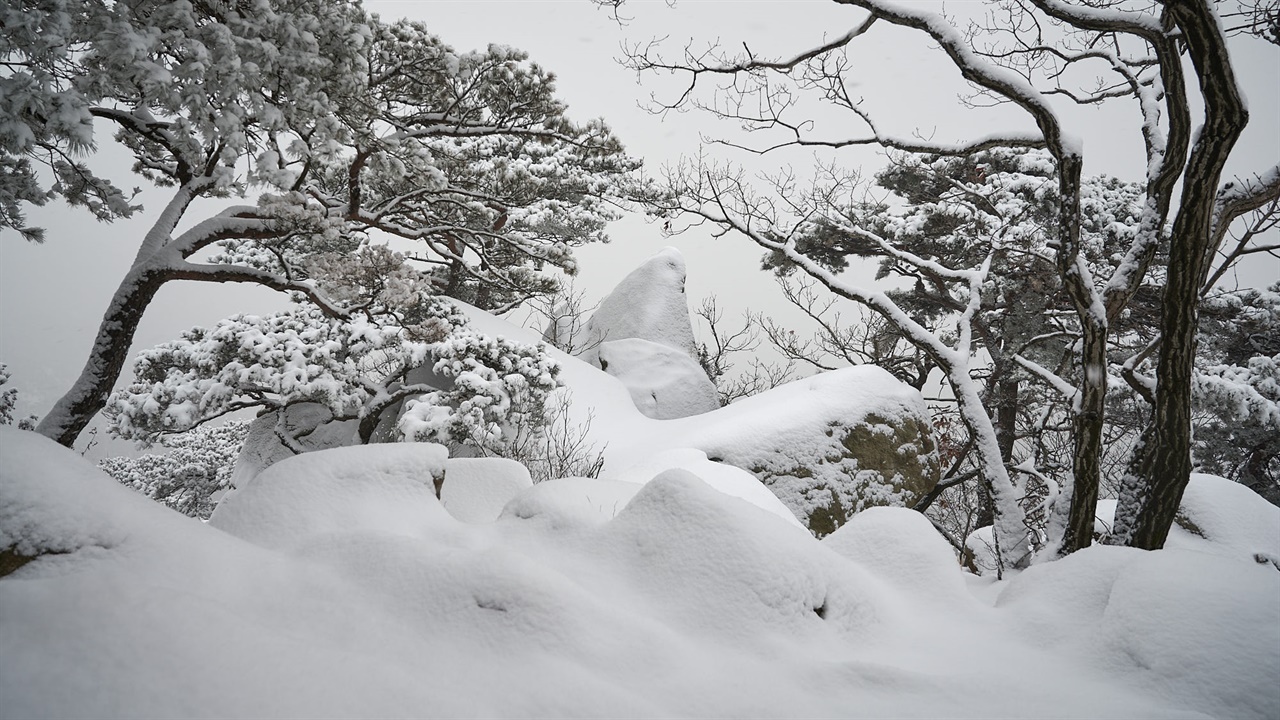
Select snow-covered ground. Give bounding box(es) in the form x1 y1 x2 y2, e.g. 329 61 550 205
2 426 1278 719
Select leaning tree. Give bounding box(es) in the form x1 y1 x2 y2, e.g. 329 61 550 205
1 0 639 447
603 0 1279 560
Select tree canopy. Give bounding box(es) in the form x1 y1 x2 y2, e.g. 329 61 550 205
1 0 641 446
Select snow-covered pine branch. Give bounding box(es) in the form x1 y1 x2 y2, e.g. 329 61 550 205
104 302 561 459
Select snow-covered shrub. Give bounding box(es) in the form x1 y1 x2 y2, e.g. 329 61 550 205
105 301 561 461
0 364 37 430
501 390 606 483
398 330 561 454
98 421 249 519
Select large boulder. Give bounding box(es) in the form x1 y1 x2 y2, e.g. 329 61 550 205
230 403 359 489
577 247 698 367
575 247 718 420
671 366 940 538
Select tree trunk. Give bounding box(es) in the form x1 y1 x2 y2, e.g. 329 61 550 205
37 268 170 447
1059 324 1107 554
1118 0 1249 549
993 375 1019 464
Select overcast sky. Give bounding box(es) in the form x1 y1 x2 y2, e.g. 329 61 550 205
1 0 1276 454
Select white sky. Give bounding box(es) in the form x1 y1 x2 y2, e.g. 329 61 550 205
1 0 1276 453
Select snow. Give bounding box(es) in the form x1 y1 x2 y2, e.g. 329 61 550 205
997 546 1280 720
209 442 450 551
576 247 698 367
458 299 935 529
602 448 806 529
596 337 720 419
1091 474 1280 562
501 476 645 528
5 426 1278 718
441 457 533 523
823 506 971 606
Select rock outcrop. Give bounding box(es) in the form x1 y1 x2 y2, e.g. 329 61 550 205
577 248 718 420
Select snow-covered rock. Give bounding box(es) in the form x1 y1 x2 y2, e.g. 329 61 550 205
458 299 941 536
577 247 698 367
1170 472 1280 561
209 442 450 551
824 506 969 606
596 338 719 419
441 457 533 523
669 366 940 537
500 476 646 528
230 403 359 488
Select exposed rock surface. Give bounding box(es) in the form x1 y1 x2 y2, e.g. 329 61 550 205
230 403 359 489
673 367 941 538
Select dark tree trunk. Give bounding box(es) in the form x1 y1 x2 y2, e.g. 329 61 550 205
1059 322 1107 554
1122 0 1249 549
36 268 170 447
994 376 1019 464
1049 147 1108 557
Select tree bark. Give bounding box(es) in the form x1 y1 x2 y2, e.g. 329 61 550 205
1059 322 1107 554
36 268 169 447
1120 0 1249 549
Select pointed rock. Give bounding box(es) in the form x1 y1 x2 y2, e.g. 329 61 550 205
577 247 698 367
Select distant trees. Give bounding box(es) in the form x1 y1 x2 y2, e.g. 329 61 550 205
2 0 638 447
606 0 1279 565
98 421 249 519
0 364 37 430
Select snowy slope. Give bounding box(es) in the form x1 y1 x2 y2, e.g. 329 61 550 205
3 427 1278 719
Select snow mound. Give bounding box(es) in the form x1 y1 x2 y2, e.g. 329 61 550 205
1170 472 1280 560
0 428 180 562
577 247 697 367
209 443 450 550
1 432 1260 719
500 476 644 528
823 506 969 605
596 469 888 640
596 338 719 419
998 545 1280 720
441 457 533 523
604 448 804 529
1092 474 1278 562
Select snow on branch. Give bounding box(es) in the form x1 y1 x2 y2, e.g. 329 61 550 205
1014 354 1078 404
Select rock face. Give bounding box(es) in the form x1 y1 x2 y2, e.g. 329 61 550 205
578 247 699 367
726 412 939 539
596 338 720 420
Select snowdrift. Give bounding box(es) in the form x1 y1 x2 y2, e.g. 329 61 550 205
3 427 1278 719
